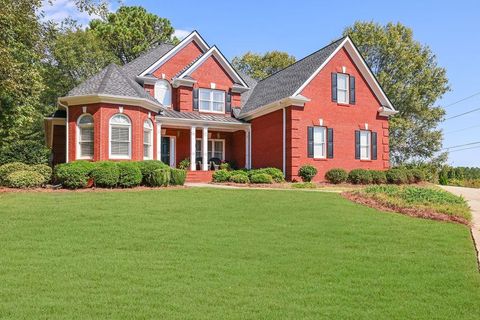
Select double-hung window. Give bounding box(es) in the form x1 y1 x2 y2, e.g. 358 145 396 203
195 139 225 160
109 114 131 159
77 114 94 159
360 130 371 160
199 89 225 113
143 119 153 160
337 73 349 104
313 127 326 159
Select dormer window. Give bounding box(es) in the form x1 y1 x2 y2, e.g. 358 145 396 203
154 80 172 107
198 88 225 113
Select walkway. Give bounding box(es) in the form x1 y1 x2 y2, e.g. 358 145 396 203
441 186 480 267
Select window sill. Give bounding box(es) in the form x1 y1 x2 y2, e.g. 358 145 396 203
337 103 352 107
359 159 372 162
312 158 328 161
198 110 226 115
76 157 93 161
109 156 131 160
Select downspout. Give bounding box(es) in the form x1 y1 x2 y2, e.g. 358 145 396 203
58 101 69 163
282 107 286 176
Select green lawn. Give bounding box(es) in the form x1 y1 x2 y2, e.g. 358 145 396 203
0 188 479 319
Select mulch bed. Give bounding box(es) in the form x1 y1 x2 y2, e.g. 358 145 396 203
342 191 470 226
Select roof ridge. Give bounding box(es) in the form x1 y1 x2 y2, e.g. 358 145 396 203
97 63 116 93
255 36 347 84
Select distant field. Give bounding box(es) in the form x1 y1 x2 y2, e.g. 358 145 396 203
0 188 479 319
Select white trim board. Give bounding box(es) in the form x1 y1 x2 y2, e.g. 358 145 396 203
140 31 209 77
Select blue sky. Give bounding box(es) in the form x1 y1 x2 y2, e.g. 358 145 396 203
43 0 480 166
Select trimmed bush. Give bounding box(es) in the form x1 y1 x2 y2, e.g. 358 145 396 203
170 168 187 186
0 162 30 186
33 164 52 184
54 161 96 189
298 165 317 182
212 169 231 182
250 173 273 184
137 160 168 186
91 162 119 188
255 167 284 183
386 168 408 185
348 169 373 184
150 168 171 187
325 168 348 184
219 162 232 171
230 174 249 184
178 158 190 170
404 169 415 184
409 168 425 183
230 170 248 177
370 170 387 184
5 170 45 188
117 162 142 188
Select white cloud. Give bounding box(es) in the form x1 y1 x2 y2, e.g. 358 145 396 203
173 29 191 40
40 0 103 27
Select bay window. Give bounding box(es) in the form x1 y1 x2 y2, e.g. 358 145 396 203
77 114 94 159
109 114 131 159
143 119 153 160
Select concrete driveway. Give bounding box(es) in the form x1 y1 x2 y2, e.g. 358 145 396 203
441 185 480 266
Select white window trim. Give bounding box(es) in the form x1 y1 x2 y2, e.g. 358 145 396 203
109 114 132 160
198 88 225 114
161 135 176 167
313 126 327 159
196 138 225 161
360 130 371 160
154 80 172 108
143 119 154 160
337 73 349 104
76 114 94 160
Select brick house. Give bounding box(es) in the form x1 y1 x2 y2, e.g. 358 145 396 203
44 31 397 182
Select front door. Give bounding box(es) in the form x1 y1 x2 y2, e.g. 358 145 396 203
161 137 175 167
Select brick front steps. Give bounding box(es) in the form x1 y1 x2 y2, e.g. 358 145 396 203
186 170 214 183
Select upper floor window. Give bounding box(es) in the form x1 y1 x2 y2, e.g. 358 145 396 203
199 88 225 113
154 80 172 107
337 73 349 104
359 130 371 160
77 114 94 159
143 119 153 160
109 114 131 159
332 73 355 104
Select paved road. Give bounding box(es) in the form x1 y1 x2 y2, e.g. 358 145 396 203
441 185 480 266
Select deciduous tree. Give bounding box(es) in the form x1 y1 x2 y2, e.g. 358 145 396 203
232 51 296 80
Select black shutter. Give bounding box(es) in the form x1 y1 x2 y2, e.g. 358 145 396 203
355 130 360 159
225 91 232 113
372 131 377 160
327 128 334 159
193 88 199 110
349 76 356 104
307 127 314 158
331 73 337 102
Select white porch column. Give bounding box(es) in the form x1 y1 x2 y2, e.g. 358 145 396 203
156 123 162 161
245 128 251 169
190 126 196 171
202 127 209 171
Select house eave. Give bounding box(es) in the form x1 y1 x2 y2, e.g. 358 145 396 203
172 78 197 88
58 94 163 113
378 106 399 117
239 95 311 121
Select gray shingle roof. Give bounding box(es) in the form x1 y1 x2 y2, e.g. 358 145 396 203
237 70 258 107
121 43 175 79
67 63 160 105
158 109 245 124
240 37 346 116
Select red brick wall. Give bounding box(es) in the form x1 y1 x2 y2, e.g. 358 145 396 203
152 41 203 80
251 110 284 169
67 103 157 162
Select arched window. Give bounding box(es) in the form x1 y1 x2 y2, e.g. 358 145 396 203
143 119 153 160
154 80 172 107
109 114 131 159
77 114 94 159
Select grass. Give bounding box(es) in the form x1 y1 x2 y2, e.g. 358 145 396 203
0 188 480 319
356 185 471 221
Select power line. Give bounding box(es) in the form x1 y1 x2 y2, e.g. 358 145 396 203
444 124 480 134
444 90 480 109
442 141 480 150
444 107 480 121
448 145 480 153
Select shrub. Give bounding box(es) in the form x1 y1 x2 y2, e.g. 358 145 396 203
170 168 187 186
0 162 30 186
54 161 95 189
0 140 50 166
219 162 232 171
325 168 348 184
409 168 425 183
250 173 273 184
91 162 119 188
212 169 231 182
230 174 249 184
117 162 142 188
404 169 415 184
230 170 248 177
5 170 45 188
386 168 408 184
137 160 168 186
255 167 284 183
298 165 317 182
33 164 52 184
369 170 387 184
178 158 190 170
150 168 171 187
348 169 373 184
